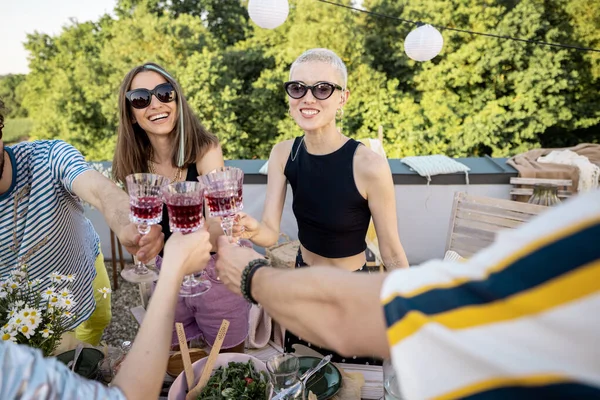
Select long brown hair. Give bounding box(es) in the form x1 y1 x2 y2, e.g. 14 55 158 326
112 62 219 185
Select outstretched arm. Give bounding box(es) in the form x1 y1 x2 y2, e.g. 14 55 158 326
215 237 390 358
236 141 291 247
112 229 212 400
0 229 212 400
72 170 163 262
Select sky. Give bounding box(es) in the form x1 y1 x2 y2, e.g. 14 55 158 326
0 0 117 75
0 0 365 76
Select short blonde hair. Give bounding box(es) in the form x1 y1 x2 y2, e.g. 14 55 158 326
290 48 348 88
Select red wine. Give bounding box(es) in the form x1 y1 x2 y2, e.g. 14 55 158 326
166 201 204 232
206 192 238 217
130 196 162 223
236 188 243 209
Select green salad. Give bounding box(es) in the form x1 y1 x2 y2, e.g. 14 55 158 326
197 360 269 400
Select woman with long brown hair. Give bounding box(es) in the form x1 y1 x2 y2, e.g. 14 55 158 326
113 63 250 353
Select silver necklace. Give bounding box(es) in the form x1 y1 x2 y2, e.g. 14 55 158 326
290 136 305 162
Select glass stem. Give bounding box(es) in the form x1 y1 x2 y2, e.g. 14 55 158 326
135 224 150 274
221 216 234 238
182 274 194 286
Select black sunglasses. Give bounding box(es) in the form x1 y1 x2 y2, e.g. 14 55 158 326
284 81 343 100
126 82 176 109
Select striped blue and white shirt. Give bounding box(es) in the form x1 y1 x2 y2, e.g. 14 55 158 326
0 341 126 399
0 140 99 328
382 190 600 399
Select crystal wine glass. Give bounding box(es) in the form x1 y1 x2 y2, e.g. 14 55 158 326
198 166 244 242
162 181 211 297
122 173 170 283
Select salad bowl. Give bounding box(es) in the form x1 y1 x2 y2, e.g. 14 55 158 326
168 353 267 400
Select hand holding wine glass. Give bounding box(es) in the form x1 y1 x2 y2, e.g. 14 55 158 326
163 229 212 279
119 224 164 263
162 181 212 297
122 173 170 283
232 212 259 240
198 167 244 242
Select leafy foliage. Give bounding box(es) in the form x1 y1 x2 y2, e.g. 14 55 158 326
4 0 600 159
0 74 28 118
2 118 33 144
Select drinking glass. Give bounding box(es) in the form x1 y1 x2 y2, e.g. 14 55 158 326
122 173 170 283
383 359 404 399
198 166 244 242
162 181 211 297
266 353 306 399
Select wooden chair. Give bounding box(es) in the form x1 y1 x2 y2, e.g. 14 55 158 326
361 126 386 271
510 177 573 200
109 230 126 290
446 192 548 258
130 282 152 325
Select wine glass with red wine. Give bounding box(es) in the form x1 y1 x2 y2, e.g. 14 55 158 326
123 173 170 283
162 181 212 297
198 167 244 242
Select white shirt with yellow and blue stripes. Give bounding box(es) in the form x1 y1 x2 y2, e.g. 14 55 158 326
381 190 600 399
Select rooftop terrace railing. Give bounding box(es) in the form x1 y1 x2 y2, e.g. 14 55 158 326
86 157 518 264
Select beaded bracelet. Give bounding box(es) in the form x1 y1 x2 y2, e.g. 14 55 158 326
240 258 270 304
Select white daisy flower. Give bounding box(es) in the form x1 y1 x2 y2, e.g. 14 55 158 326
6 305 20 319
98 287 112 299
63 274 75 282
12 300 25 308
31 278 44 286
59 297 76 310
49 272 63 284
10 316 25 327
59 289 71 298
40 327 54 338
1 329 17 342
10 269 26 280
18 324 34 339
27 315 41 330
62 311 74 319
27 308 41 318
41 287 57 300
6 280 19 292
48 296 61 307
0 289 6 299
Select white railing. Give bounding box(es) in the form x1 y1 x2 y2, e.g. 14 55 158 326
85 182 512 265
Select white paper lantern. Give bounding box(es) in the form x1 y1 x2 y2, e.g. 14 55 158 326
404 24 444 62
248 0 289 30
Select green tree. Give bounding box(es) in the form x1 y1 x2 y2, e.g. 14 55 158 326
14 0 600 160
0 74 28 118
20 7 214 161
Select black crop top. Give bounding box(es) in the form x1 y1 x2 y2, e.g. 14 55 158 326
284 136 371 258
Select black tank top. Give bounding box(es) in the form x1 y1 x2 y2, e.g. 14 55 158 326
284 136 371 258
159 166 200 252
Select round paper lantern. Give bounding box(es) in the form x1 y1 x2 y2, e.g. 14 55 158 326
248 0 289 30
404 24 444 62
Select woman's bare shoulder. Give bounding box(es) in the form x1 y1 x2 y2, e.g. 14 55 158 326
270 139 296 162
195 143 224 174
354 144 390 180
